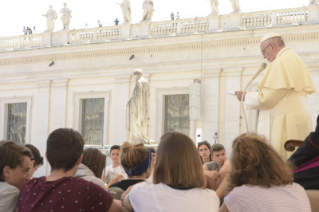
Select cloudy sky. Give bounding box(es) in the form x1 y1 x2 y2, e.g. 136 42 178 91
0 0 310 36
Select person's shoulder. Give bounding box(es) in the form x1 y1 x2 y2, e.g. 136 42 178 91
0 181 19 195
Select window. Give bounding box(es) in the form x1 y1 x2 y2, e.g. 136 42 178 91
81 98 105 145
7 103 27 145
164 94 190 135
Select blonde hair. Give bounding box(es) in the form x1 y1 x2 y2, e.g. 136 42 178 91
228 134 293 190
153 132 204 188
120 142 149 176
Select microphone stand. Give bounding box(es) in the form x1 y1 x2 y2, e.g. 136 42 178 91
241 63 267 133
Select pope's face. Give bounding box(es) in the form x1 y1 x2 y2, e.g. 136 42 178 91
260 41 275 62
134 73 142 81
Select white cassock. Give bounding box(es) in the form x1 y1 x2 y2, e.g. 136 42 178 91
245 47 316 160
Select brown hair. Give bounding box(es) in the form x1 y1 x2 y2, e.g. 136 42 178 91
210 143 225 155
197 141 212 163
121 142 149 176
228 134 293 190
46 128 84 172
0 140 33 181
82 148 106 178
153 132 204 188
25 144 44 167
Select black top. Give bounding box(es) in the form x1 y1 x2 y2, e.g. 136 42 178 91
109 179 145 191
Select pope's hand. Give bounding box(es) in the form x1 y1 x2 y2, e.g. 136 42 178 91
234 91 246 101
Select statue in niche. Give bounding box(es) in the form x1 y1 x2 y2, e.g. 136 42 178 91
230 0 241 13
209 0 220 15
60 3 72 30
142 0 154 21
310 0 319 4
42 5 58 32
117 0 132 23
126 69 155 144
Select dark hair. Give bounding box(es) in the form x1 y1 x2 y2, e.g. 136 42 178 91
210 143 225 155
228 134 293 190
25 144 44 167
153 132 204 188
110 145 120 154
46 128 84 172
0 140 33 181
121 142 149 176
82 148 106 178
197 141 212 163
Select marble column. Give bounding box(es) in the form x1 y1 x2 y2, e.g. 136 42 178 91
223 68 242 153
52 79 68 130
114 75 130 144
202 69 220 144
34 80 51 177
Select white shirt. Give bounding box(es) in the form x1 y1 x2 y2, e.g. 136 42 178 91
104 165 127 184
224 183 311 212
129 182 220 212
0 181 19 212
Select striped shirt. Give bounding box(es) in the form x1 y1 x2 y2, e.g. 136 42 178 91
224 183 311 212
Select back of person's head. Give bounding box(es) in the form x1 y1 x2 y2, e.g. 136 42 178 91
46 128 84 172
154 132 204 188
110 145 120 154
210 143 225 155
229 133 293 190
121 142 151 177
82 148 106 178
0 140 33 187
25 144 44 168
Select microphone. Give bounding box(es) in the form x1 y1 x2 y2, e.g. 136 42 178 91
241 63 267 133
251 63 267 81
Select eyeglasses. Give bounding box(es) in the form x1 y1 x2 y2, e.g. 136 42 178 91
261 44 271 55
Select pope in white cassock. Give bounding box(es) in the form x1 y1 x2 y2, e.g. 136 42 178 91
235 32 316 160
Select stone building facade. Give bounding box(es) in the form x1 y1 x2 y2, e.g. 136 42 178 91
1 5 319 176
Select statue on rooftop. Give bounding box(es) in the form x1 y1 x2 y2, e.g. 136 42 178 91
309 0 319 4
60 3 72 30
42 5 58 32
142 0 154 21
209 0 220 15
230 0 241 13
117 0 132 23
126 69 155 144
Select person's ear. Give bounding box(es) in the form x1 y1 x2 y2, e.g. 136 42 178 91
2 166 11 179
30 160 35 168
76 154 83 165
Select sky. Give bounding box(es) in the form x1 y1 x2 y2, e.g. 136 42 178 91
0 0 310 37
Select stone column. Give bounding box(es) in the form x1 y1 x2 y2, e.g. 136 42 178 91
52 79 68 130
43 32 52 47
223 69 242 153
35 80 51 177
201 69 220 143
140 21 151 38
114 75 130 144
121 23 131 39
208 15 220 31
308 4 319 23
228 12 242 30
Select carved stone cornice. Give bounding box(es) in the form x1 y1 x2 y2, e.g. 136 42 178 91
0 32 319 66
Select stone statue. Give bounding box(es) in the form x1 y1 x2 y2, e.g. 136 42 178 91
209 0 219 15
117 0 132 23
230 0 241 13
142 0 154 21
60 3 72 30
126 69 154 144
310 0 319 4
42 5 58 32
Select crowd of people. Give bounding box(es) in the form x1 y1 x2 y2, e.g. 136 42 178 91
1 117 318 211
